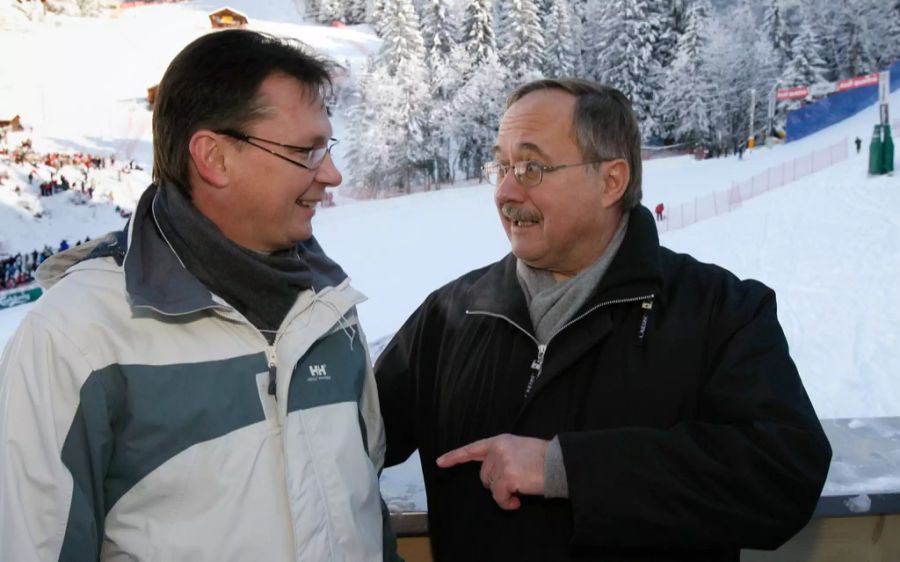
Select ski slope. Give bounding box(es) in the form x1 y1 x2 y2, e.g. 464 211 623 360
2 1 900 510
0 0 380 171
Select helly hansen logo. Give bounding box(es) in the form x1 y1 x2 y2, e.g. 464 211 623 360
307 364 331 381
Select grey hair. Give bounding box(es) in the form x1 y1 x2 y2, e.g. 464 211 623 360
506 78 642 211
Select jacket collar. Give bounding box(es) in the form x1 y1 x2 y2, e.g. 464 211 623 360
123 184 223 315
467 205 666 325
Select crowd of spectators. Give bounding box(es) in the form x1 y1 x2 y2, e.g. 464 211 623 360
2 138 120 201
1 238 89 291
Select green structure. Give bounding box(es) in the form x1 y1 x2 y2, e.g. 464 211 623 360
869 125 884 175
868 123 895 175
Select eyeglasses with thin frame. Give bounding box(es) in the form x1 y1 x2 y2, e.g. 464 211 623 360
482 159 612 187
215 129 338 170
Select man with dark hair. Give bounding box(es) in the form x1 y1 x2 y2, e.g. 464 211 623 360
0 30 397 561
376 78 831 561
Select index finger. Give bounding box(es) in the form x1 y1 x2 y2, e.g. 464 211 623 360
436 438 493 468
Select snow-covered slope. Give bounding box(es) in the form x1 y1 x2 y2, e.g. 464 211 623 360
0 0 380 168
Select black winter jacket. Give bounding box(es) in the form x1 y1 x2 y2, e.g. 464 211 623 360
376 206 831 562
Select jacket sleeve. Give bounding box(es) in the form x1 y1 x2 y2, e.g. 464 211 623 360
0 312 114 562
374 293 442 468
355 316 387 474
352 315 404 562
558 284 832 550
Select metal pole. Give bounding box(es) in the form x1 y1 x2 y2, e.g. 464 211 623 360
749 88 756 149
767 87 776 140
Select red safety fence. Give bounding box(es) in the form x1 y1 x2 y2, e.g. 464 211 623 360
657 138 848 233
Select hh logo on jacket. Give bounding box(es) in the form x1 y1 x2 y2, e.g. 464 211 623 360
308 364 330 381
288 330 366 411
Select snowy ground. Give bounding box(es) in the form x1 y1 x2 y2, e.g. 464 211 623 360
2 0 899 512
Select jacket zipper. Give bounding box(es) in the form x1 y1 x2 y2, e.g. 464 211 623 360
265 345 278 398
525 344 547 396
467 293 654 398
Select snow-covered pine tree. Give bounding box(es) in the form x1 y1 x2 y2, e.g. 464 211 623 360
580 0 616 81
420 0 456 66
657 0 716 146
379 0 427 75
565 0 587 76
647 0 678 71
420 0 460 185
836 2 876 78
344 0 367 24
451 52 509 179
461 0 496 69
669 0 688 35
306 0 322 21
428 45 469 184
780 22 828 89
890 0 900 63
318 0 345 24
762 0 790 68
706 0 778 147
344 63 398 194
595 0 659 138
542 0 579 78
861 0 898 69
370 0 388 35
351 0 432 193
498 0 545 84
776 21 827 115
800 0 840 81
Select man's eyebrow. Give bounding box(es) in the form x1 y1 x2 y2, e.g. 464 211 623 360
493 142 551 160
292 134 330 147
519 142 551 161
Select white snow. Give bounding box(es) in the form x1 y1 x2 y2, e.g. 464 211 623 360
2 0 899 512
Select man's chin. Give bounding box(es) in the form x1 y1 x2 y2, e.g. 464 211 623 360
289 224 314 244
510 245 543 267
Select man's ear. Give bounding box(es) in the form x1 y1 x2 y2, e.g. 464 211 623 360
188 130 229 188
601 159 630 209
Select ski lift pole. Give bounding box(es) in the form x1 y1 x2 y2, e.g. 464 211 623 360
748 88 756 149
767 87 776 143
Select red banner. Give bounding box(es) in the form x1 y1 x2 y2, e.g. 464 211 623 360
835 73 879 92
776 86 809 101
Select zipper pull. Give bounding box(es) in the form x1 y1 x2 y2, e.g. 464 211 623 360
266 347 277 398
637 299 653 347
524 344 547 397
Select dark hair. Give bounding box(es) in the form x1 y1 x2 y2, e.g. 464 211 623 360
506 78 642 211
152 29 333 196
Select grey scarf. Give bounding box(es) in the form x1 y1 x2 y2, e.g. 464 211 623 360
152 182 346 342
516 213 630 344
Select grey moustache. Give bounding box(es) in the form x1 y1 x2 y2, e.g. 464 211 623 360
502 204 541 223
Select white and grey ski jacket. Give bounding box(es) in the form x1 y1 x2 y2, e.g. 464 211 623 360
0 188 395 562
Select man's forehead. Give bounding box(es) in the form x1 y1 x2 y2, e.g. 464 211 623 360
501 91 574 129
496 97 575 155
257 76 327 113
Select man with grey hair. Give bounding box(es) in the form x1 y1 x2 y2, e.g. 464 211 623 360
375 78 831 561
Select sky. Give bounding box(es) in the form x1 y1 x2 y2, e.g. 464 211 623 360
1 0 899 511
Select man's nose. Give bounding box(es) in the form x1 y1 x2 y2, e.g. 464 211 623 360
495 167 524 201
315 153 342 187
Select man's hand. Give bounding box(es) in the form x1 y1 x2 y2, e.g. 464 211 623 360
436 434 549 510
